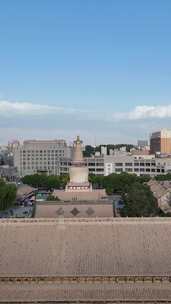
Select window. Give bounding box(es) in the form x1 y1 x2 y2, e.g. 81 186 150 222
125 168 132 172
125 163 132 166
115 168 123 172
115 163 123 166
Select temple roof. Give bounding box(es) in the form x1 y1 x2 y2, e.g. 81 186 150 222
1 218 171 302
1 218 171 277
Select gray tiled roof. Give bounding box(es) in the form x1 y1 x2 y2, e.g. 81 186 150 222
1 218 171 277
1 218 171 302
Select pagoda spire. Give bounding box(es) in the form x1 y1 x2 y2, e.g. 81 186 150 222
73 135 84 163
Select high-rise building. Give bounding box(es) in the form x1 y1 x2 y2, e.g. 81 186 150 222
150 129 171 154
13 139 71 176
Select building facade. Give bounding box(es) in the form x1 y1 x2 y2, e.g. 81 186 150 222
13 140 71 177
0 165 18 181
13 137 171 178
60 156 104 176
104 152 171 176
150 129 171 154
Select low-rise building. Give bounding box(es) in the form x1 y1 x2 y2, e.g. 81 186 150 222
148 179 171 213
60 156 104 176
85 156 104 175
104 152 171 176
13 138 171 178
0 165 18 181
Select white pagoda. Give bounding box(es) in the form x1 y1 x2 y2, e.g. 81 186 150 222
53 136 106 201
66 136 92 192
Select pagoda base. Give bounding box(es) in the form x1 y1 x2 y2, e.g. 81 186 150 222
53 188 107 201
65 182 92 192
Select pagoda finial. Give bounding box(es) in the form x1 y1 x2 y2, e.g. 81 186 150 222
76 135 80 143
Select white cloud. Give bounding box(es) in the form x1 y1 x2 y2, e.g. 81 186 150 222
128 105 171 120
0 100 74 116
1 100 171 121
113 105 171 120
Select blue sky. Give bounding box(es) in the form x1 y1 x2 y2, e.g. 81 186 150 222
0 0 171 144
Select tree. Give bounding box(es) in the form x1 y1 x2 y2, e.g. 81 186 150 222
155 174 171 181
47 194 60 201
89 174 105 189
103 172 138 194
120 182 158 217
0 181 16 211
83 144 135 157
22 174 69 190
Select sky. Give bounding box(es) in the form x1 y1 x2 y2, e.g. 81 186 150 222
0 0 171 144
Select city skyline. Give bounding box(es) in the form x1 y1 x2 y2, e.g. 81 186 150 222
1 0 171 144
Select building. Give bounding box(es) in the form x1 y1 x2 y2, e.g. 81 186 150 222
35 136 110 217
0 165 17 181
13 136 171 178
101 145 107 156
53 136 106 201
35 200 114 218
104 151 171 176
85 155 104 175
60 155 104 176
1 218 171 302
150 129 171 154
13 139 71 176
0 144 14 166
148 179 171 214
137 139 149 148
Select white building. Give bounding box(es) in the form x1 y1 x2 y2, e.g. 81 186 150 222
101 146 107 156
13 140 71 177
13 139 171 178
104 151 171 176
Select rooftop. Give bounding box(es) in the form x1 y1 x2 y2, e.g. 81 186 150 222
1 217 171 277
1 218 171 302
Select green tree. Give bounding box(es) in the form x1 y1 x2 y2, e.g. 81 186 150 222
0 182 16 211
22 174 69 190
120 182 158 217
155 174 171 181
